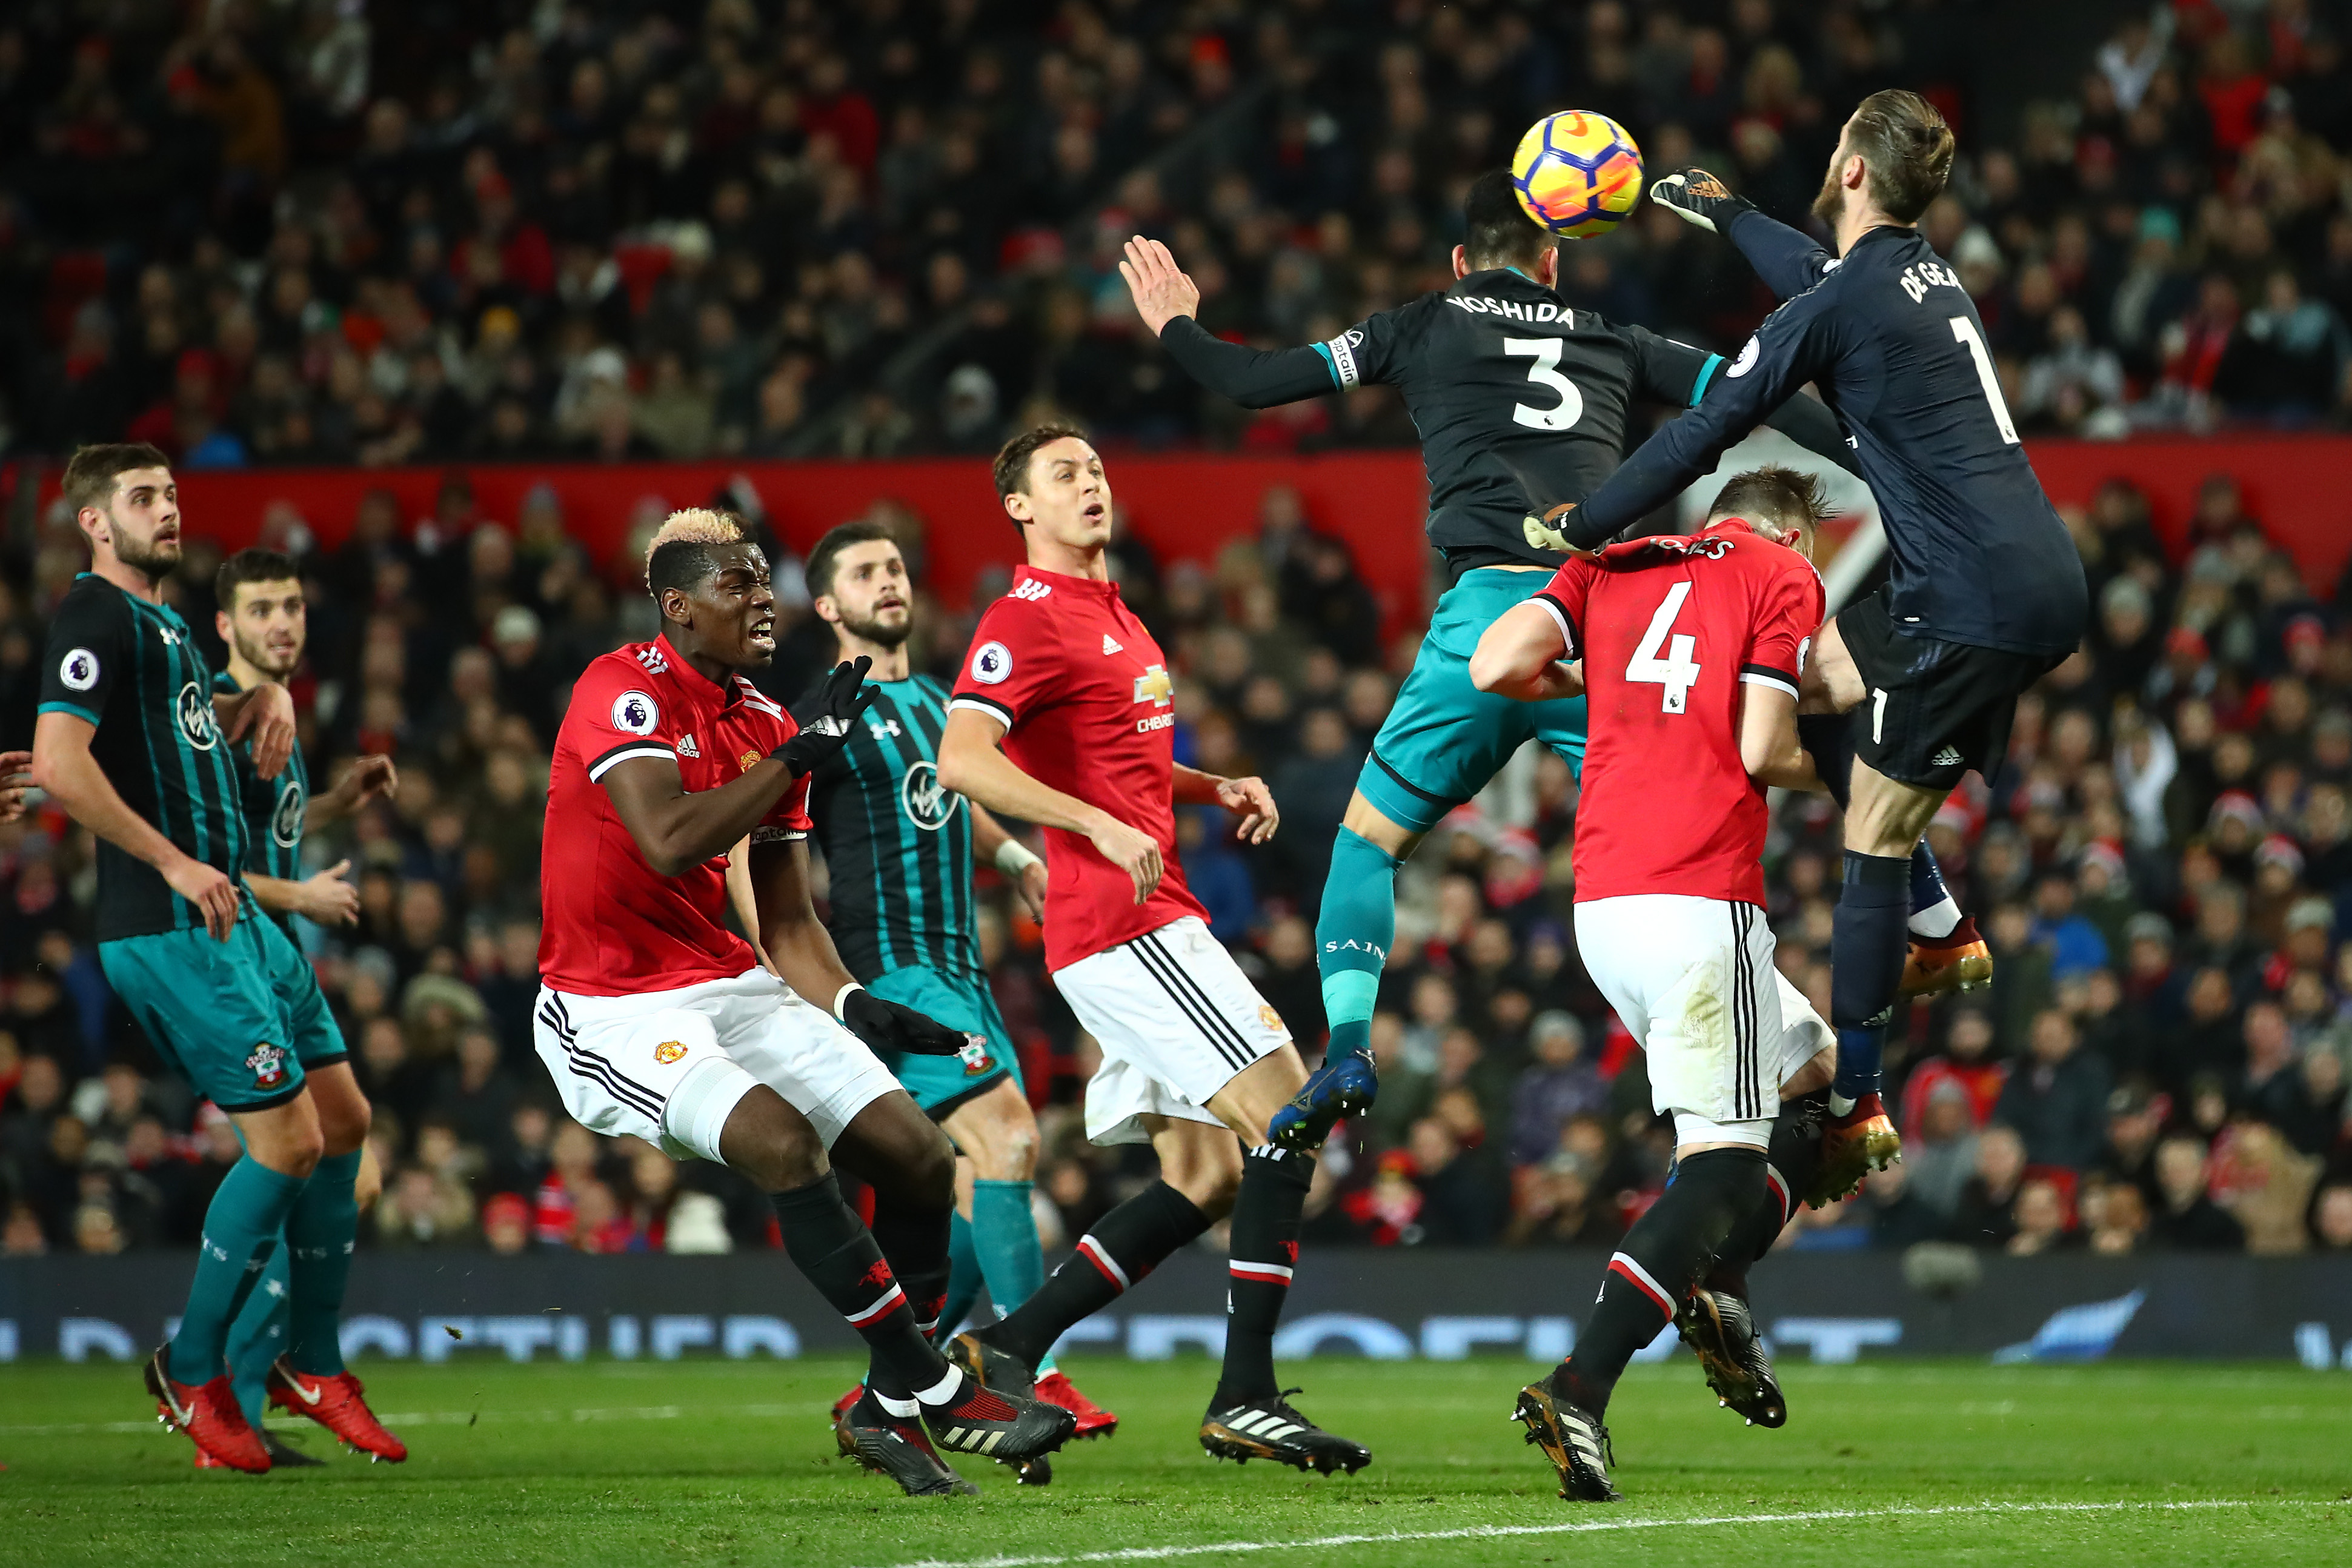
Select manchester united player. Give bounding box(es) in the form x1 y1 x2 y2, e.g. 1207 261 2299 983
935 426 1370 1476
1470 468 1844 1502
537 508 1074 1496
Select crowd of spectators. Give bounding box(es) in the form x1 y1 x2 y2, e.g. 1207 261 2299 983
21 3 2352 469
3 4 2352 1271
2 451 2351 1264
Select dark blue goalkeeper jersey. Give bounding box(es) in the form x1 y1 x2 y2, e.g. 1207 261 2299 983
1567 213 2088 658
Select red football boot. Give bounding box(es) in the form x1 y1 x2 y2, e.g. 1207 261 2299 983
1034 1370 1118 1440
829 1383 865 1449
1809 1092 1902 1208
267 1358 408 1461
146 1349 269 1473
1899 916 1995 998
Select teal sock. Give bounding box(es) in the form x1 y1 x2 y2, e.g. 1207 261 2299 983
1316 827 1403 1058
224 1243 291 1427
972 1180 1055 1376
170 1157 307 1385
938 1210 984 1341
285 1150 361 1375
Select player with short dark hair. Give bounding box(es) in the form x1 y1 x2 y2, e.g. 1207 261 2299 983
202 546 402 1466
1555 89 2090 1198
1470 470 1842 1500
937 428 1370 1476
1120 168 1875 1155
32 443 391 1473
796 519 1118 1476
537 508 1074 1497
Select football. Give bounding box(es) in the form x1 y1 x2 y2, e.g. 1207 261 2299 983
1510 110 1646 238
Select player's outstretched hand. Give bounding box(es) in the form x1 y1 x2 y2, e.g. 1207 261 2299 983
0 750 33 823
777 657 877 777
296 860 362 927
1648 168 1756 236
1120 237 1200 336
1523 503 1602 558
332 754 399 813
839 986 970 1057
1088 814 1164 904
164 854 239 942
1215 776 1278 843
227 681 299 780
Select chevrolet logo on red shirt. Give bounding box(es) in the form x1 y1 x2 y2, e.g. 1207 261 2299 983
1132 665 1174 706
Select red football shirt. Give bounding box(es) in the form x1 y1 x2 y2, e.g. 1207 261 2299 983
1535 518 1824 907
539 636 811 995
949 565 1208 971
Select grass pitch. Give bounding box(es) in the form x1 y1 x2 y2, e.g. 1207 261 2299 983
0 1356 2342 1567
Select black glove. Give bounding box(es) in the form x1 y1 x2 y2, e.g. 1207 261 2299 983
1648 168 1756 236
839 985 972 1057
774 657 875 776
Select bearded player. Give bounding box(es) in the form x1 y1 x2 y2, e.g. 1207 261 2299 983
206 546 399 1466
1470 468 1849 1501
537 508 1073 1497
1120 170 1975 1161
797 519 1117 1472
1546 92 2088 1198
936 426 1369 1475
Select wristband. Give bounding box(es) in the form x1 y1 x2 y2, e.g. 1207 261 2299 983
994 839 1043 878
832 982 864 1020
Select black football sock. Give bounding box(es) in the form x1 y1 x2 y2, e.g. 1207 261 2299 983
868 1192 952 1341
1831 851 1911 1104
1212 1145 1314 1409
987 1180 1211 1369
772 1174 951 1406
1551 1148 1766 1418
1705 1098 1823 1299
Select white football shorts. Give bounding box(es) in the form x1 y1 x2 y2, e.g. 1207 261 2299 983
534 967 900 1161
1052 915 1292 1145
1572 894 1832 1147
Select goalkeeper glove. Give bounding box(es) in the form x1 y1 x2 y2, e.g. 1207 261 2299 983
1648 168 1756 235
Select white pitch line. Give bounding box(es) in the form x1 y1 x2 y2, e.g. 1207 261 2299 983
0 1400 828 1437
867 1498 2324 1568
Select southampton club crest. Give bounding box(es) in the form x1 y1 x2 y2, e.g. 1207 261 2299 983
958 1035 996 1077
176 682 219 749
270 779 306 848
245 1042 290 1092
900 761 963 832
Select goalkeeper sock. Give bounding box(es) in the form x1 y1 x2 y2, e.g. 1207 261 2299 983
1315 828 1402 1063
1830 851 1910 1106
1799 712 1958 941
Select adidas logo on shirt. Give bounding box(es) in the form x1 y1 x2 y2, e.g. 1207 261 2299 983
636 645 670 674
1102 634 1123 655
677 735 700 757
1932 746 1964 768
1011 579 1052 602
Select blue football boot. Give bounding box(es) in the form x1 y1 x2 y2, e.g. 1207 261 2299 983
1267 1048 1378 1151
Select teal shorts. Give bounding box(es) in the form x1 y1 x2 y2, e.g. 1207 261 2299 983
1356 568 1589 834
100 908 338 1112
864 964 1023 1122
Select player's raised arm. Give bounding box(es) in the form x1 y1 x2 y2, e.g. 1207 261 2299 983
1649 168 1836 301
1122 238 1359 408
1627 324 1861 480
938 706 1163 902
1562 289 1839 551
